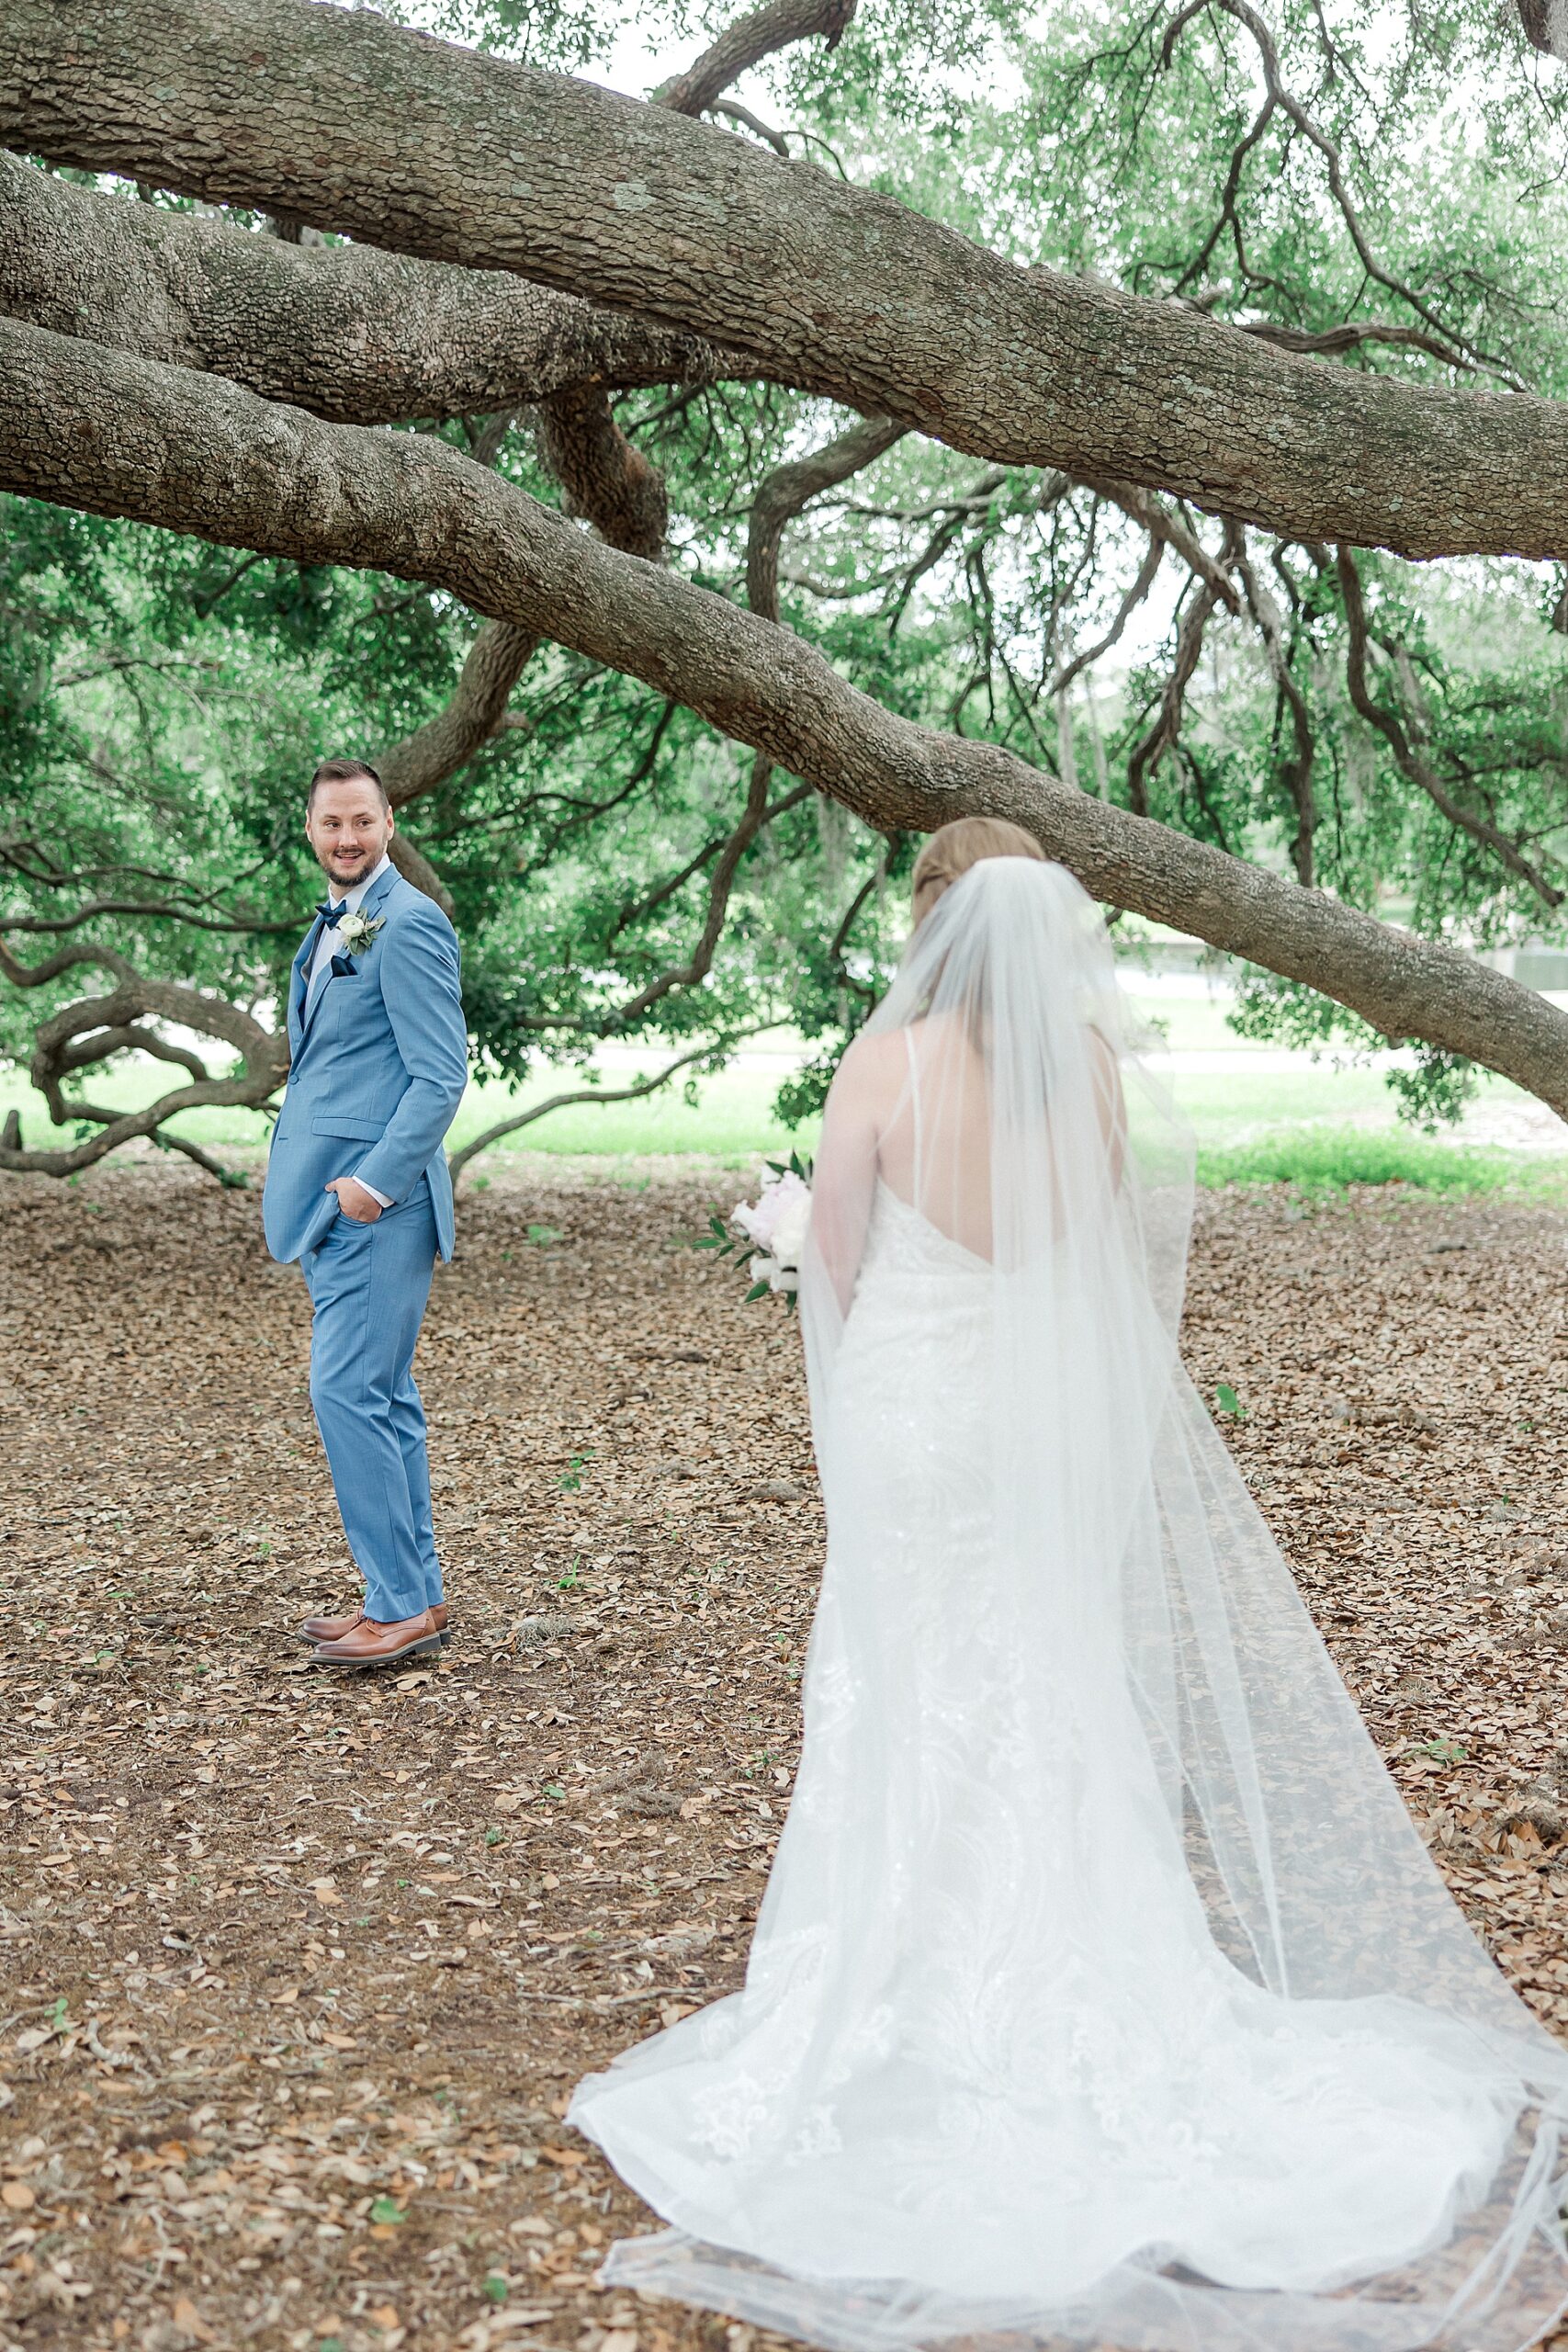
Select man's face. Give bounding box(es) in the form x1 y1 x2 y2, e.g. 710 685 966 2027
306 777 393 893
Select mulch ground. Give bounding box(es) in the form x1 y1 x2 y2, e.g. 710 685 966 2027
3 1159 1567 2352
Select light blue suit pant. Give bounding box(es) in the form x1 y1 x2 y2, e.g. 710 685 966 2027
301 1180 443 1623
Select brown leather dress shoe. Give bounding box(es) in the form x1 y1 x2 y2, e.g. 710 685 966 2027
300 1606 365 1645
312 1610 443 1668
301 1602 451 1646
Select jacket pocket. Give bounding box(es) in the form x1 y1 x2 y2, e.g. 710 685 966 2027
310 1114 384 1141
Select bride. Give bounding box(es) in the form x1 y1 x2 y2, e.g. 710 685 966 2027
570 820 1568 2352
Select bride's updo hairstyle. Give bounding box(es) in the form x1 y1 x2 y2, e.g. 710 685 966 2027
910 816 1045 925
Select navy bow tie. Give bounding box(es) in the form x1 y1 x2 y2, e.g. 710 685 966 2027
315 899 350 925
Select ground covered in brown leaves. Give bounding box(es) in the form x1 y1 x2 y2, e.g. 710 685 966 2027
2 1160 1567 2352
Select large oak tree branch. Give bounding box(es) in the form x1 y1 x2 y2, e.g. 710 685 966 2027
6 0 1568 558
4 316 1567 1116
0 149 726 427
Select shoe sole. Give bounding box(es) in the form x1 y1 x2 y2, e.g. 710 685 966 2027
312 1633 444 1669
298 1627 453 1646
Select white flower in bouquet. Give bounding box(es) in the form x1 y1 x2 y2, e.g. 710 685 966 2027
697 1157 814 1308
732 1168 812 1269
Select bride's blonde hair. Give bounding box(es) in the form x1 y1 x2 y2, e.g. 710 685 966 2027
911 817 1046 925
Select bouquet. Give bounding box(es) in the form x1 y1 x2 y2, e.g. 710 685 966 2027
698 1153 813 1306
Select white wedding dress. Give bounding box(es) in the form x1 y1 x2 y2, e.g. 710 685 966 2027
571 859 1568 2352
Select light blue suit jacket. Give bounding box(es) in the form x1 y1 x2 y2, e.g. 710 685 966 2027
262 863 468 1265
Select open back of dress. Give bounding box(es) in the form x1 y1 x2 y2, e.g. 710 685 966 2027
571 857 1568 2352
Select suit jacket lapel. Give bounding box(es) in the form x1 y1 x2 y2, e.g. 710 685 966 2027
288 919 322 1058
357 863 399 922
297 865 396 1046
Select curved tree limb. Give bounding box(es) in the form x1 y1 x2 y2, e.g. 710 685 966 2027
1335 548 1564 910
610 779 813 941
707 100 792 156
0 892 292 936
1169 0 1521 389
658 0 856 118
536 378 669 560
1235 540 1316 885
748 414 906 619
1241 321 1475 371
0 932 289 1177
1071 473 1239 609
5 317 1568 1117
601 753 778 1033
447 1030 769 1184
1126 526 1242 815
7 0 1568 557
1048 534 1165 699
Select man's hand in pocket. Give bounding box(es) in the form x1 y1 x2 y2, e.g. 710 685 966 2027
326 1176 385 1223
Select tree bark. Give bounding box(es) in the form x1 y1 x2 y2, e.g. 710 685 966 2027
0 148 726 427
536 379 668 560
659 0 857 117
3 314 1566 1115
1517 0 1568 56
6 0 1568 559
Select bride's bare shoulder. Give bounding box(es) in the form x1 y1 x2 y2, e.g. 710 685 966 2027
830 1025 908 1111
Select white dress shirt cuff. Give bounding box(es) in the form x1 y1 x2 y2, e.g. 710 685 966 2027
359 1182 394 1209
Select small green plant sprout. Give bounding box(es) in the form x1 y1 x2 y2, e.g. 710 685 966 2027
526 1223 563 1246
368 2197 407 2225
484 1826 504 1847
558 1451 594 1493
483 2275 510 2306
1214 1383 1247 1420
1416 1737 1469 1765
557 1555 583 1589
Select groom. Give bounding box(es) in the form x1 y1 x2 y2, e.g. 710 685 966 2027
263 758 468 1668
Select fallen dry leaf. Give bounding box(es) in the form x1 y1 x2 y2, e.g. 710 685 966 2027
6 1159 1568 2352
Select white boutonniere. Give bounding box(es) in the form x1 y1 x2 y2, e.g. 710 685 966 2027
336 911 385 958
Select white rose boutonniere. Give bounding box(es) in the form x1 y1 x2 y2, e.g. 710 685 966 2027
336 910 385 959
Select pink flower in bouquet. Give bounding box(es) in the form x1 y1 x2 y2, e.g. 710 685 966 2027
731 1168 812 1269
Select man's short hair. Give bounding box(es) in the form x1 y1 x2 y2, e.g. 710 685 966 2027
307 757 389 815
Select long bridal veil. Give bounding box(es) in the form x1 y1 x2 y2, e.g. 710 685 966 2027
571 856 1568 2352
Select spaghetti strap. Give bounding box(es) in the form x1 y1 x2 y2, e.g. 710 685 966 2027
903 1026 923 1197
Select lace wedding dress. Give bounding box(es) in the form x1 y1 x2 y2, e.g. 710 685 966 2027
571 858 1568 2352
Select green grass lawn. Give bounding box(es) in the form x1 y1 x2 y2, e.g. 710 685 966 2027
6 993 1567 1200
0 1051 812 1167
